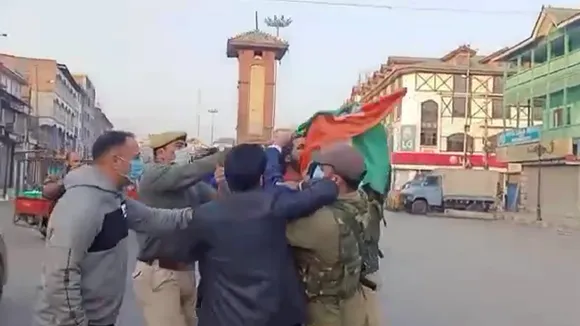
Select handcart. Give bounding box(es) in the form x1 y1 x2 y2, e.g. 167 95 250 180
12 196 54 237
12 148 65 238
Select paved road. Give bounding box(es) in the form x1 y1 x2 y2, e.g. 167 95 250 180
1 204 579 326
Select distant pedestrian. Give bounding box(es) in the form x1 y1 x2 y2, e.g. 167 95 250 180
42 151 82 201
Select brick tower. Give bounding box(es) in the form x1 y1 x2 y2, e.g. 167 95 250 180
227 29 288 144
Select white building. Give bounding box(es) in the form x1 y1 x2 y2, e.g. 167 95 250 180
351 45 543 189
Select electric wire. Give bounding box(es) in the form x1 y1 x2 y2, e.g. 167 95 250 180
265 0 538 15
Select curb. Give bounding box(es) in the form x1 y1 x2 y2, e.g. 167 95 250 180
426 213 498 221
500 213 580 232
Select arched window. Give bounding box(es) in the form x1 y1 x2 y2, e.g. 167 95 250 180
446 133 474 152
420 100 438 146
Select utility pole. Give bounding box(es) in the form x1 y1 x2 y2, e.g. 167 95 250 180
483 95 490 170
208 108 218 144
462 45 472 168
265 15 292 135
196 89 201 138
527 141 554 221
35 65 40 144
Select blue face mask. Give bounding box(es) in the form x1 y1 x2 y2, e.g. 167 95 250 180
311 165 325 180
127 157 144 183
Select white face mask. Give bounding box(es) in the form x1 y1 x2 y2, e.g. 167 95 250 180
173 148 191 164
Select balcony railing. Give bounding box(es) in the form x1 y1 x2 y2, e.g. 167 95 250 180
505 50 580 89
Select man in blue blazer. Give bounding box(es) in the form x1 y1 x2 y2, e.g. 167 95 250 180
187 143 339 326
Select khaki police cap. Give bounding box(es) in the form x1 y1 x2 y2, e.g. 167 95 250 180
149 131 187 150
317 142 365 182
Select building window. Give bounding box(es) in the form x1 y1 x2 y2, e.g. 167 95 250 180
552 108 564 127
568 27 580 52
491 99 504 119
452 97 470 117
532 106 543 121
531 96 546 121
453 74 468 93
3 108 15 124
446 133 473 152
0 74 7 89
420 100 438 146
551 36 565 58
492 76 503 94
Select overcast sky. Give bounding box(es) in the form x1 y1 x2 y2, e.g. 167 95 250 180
0 0 576 143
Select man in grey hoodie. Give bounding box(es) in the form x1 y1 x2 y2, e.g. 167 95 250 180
33 130 194 326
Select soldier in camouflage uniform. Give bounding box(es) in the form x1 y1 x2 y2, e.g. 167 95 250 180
358 185 384 326
286 143 373 326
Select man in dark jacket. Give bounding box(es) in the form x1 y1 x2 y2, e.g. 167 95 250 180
186 144 339 326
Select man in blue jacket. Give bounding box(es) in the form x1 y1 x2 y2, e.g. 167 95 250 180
186 143 339 326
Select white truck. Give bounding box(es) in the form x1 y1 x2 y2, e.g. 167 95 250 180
400 169 501 215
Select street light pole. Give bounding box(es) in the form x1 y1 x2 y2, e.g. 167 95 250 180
208 109 218 144
462 45 472 168
527 141 554 222
265 15 292 135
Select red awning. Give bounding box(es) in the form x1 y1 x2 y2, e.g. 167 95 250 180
391 152 507 168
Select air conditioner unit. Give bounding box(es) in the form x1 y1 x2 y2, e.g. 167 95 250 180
0 83 5 89
5 122 14 132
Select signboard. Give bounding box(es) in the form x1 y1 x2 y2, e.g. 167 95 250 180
391 152 507 169
497 126 541 147
399 125 416 151
495 138 572 162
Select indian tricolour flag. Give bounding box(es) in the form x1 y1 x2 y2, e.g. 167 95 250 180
294 88 407 194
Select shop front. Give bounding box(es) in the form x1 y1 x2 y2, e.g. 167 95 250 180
497 135 580 218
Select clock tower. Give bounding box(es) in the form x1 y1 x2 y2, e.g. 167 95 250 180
226 29 288 143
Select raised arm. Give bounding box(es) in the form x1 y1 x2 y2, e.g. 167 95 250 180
38 188 104 326
139 153 221 191
124 198 193 234
273 178 338 221
264 146 285 187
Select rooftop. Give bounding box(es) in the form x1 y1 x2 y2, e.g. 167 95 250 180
0 62 27 85
491 6 580 61
353 45 505 98
226 29 289 60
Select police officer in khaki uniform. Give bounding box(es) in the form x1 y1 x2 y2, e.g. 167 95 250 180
286 143 373 326
132 131 222 326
